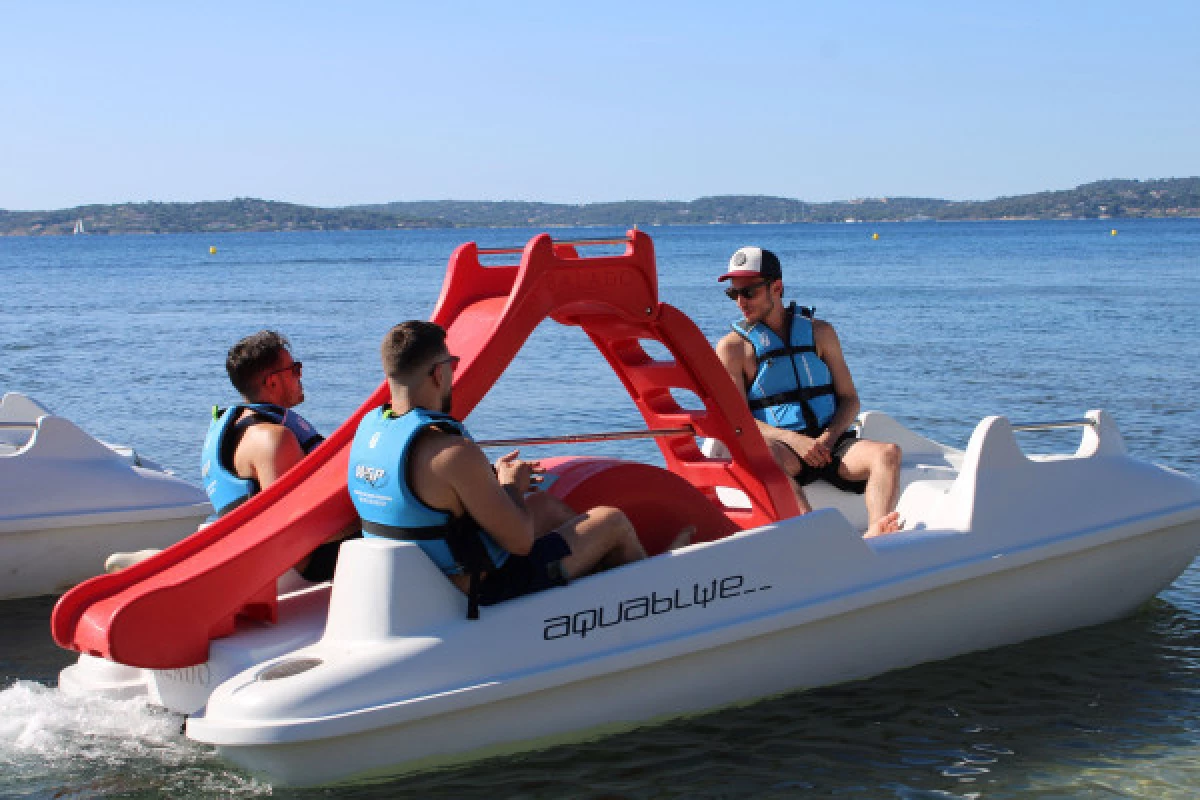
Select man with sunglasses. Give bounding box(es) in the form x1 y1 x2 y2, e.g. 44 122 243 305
348 320 651 617
200 330 357 582
715 247 902 538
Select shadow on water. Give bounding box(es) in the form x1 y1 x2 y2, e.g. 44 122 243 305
0 596 76 685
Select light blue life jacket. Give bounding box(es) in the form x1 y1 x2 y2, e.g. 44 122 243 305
200 403 323 516
347 406 509 578
733 303 837 436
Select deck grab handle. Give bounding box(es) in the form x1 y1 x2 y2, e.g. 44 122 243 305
477 236 633 255
477 426 694 448
1011 419 1097 432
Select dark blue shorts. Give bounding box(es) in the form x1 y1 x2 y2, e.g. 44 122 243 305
788 431 868 494
477 531 572 606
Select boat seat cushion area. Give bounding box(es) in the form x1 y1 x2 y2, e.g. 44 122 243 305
540 457 738 556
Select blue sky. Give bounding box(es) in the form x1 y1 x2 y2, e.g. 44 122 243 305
2 2 1197 210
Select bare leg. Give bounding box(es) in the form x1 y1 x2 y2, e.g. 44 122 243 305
767 439 813 514
838 440 903 536
667 525 696 551
526 490 578 535
553 506 646 579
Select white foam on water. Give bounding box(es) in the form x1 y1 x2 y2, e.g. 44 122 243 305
0 680 270 796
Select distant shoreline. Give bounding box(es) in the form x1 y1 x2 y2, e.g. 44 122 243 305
2 177 1197 236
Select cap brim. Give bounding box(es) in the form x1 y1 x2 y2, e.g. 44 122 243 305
717 270 750 282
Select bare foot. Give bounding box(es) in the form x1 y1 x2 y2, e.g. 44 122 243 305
104 548 161 573
863 511 903 539
668 525 696 551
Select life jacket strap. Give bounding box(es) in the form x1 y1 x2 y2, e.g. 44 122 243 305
759 343 817 361
467 572 481 621
361 520 452 541
746 384 835 412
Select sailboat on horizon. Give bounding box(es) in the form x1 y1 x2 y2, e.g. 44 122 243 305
73 219 86 235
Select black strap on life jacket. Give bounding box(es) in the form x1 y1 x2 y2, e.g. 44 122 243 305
752 304 833 437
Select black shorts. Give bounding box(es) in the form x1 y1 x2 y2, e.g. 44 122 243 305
477 532 572 606
297 533 363 583
787 430 867 494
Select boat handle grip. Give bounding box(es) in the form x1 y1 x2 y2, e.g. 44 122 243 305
1010 419 1096 432
477 426 693 448
477 236 633 255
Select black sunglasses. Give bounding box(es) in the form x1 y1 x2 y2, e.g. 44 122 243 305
724 280 770 301
263 360 303 381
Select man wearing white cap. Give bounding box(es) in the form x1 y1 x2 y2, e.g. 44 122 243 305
715 247 902 537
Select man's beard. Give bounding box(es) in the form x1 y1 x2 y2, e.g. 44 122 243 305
440 387 453 414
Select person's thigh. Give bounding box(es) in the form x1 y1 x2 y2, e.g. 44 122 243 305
836 438 889 482
550 507 624 580
526 490 577 535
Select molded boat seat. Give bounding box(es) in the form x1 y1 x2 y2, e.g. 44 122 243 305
542 456 739 554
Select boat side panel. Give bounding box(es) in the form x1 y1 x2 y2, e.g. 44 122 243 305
207 518 1200 787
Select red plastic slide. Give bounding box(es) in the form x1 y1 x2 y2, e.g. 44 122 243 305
52 231 797 668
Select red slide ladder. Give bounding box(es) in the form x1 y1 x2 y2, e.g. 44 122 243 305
51 230 797 669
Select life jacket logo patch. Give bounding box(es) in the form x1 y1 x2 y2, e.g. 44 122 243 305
369 432 382 449
355 464 386 487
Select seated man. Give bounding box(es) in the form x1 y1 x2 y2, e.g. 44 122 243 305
200 330 358 581
715 247 903 537
347 320 648 615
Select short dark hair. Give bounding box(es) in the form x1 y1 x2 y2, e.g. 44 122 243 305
381 321 447 381
226 330 292 396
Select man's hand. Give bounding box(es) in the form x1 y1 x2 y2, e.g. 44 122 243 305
493 449 542 494
788 432 832 468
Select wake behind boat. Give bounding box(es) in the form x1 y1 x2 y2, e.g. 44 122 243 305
53 232 1200 786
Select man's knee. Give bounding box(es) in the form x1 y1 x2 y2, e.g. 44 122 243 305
875 442 902 472
590 505 636 540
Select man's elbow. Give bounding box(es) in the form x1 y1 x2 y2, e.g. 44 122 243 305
500 522 536 556
506 531 535 557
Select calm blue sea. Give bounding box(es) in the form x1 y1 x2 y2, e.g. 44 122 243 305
2 220 1199 798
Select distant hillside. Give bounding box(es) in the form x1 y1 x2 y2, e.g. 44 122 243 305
3 178 1198 236
0 198 447 236
359 178 1200 225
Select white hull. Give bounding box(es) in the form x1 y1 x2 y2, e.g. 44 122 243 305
203 517 1200 786
60 411 1200 786
1 392 211 598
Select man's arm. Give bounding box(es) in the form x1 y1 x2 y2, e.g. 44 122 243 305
424 436 536 557
811 319 861 445
237 424 306 488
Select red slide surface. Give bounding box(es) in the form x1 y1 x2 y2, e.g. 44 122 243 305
52 231 797 668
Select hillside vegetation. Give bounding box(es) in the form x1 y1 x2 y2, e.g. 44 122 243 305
3 178 1197 236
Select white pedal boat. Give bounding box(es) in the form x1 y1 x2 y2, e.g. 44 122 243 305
1 392 212 599
59 410 1200 786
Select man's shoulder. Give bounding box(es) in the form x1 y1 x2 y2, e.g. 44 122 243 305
810 317 837 337
715 330 753 361
237 416 298 451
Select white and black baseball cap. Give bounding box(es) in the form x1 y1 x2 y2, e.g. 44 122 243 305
718 246 783 282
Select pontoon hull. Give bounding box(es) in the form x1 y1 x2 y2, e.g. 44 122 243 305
190 508 1200 786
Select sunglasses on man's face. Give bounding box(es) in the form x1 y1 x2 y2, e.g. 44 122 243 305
724 281 770 301
263 361 303 381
